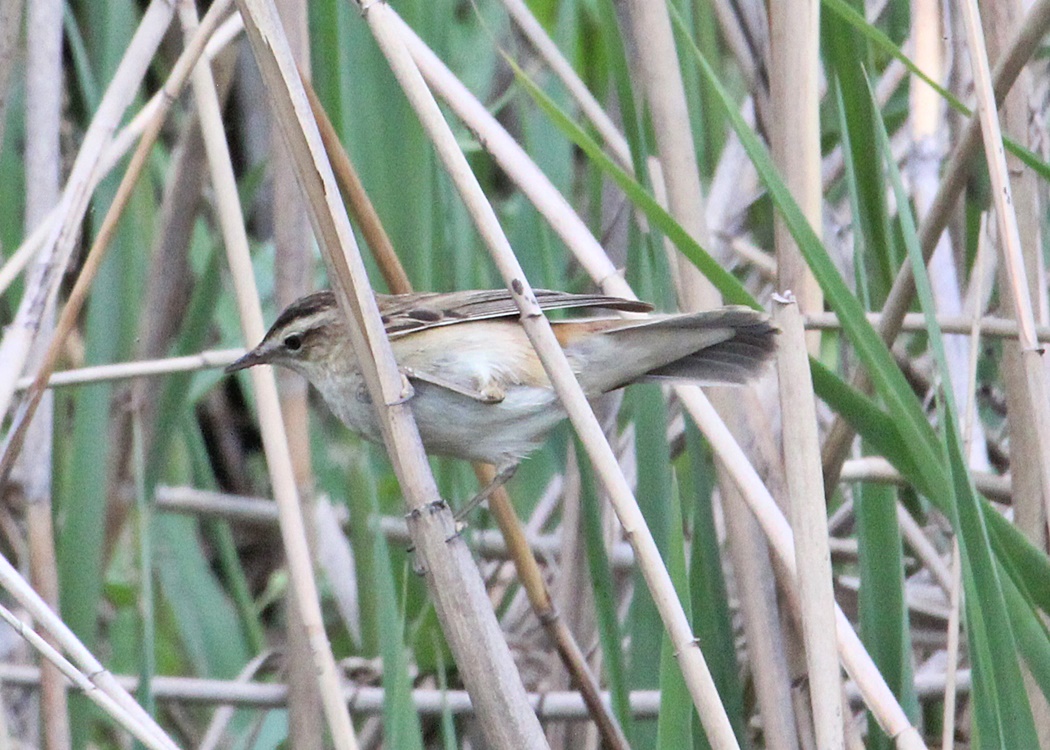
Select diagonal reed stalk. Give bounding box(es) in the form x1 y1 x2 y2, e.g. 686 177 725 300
387 6 926 742
233 0 548 745
0 0 177 423
361 2 739 746
302 68 629 749
177 1 359 746
819 0 1050 490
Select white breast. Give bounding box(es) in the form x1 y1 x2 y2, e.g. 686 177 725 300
313 372 566 469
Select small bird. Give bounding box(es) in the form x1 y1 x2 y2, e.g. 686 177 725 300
227 289 776 506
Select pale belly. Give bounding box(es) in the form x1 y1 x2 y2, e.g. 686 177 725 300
318 374 567 468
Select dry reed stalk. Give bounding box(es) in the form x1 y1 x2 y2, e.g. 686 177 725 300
302 68 626 745
627 3 793 747
838 458 1009 502
0 550 177 746
894 506 954 596
0 660 665 717
774 295 844 750
820 0 1050 490
806 312 1050 341
770 0 823 353
388 9 923 738
0 604 173 749
624 0 717 312
14 351 241 391
0 0 233 488
0 656 974 711
909 0 990 471
980 2 1050 540
0 11 244 299
976 0 1050 739
0 0 176 424
153 484 639 566
721 476 801 750
234 0 547 746
364 2 738 745
299 75 411 296
769 2 828 743
500 0 631 168
960 0 1050 546
21 0 69 744
270 0 324 742
178 2 359 747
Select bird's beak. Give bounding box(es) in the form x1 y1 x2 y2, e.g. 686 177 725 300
225 347 268 374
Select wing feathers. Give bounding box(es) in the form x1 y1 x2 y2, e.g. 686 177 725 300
379 289 652 337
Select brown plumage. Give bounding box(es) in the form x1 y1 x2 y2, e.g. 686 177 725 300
227 289 777 472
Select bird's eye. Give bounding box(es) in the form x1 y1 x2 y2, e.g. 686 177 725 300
284 334 303 352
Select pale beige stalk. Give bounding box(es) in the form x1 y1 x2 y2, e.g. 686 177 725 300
909 0 990 469
233 0 547 746
14 350 241 391
0 604 171 750
0 552 177 748
770 0 823 353
500 0 630 169
0 661 669 718
0 0 234 489
835 457 1010 502
0 11 244 299
960 0 1050 547
22 0 69 743
0 0 176 424
365 2 736 746
775 295 844 750
769 0 828 742
979 0 1050 572
806 312 1050 341
625 2 791 747
895 505 954 596
152 484 640 566
271 0 324 741
821 0 1050 490
390 10 923 738
625 0 717 311
977 6 1050 731
178 2 358 747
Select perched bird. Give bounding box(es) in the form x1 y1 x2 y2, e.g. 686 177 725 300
227 289 777 504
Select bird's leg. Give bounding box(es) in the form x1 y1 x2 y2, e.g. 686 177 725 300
454 463 519 523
